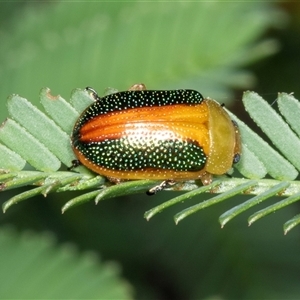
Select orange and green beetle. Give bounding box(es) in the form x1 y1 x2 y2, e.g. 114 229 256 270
71 84 241 194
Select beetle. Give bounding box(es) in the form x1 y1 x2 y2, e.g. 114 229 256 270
70 84 241 194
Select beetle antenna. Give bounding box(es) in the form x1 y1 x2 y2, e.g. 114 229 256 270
85 87 100 101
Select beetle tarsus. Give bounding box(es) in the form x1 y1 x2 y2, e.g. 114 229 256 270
146 180 176 196
128 83 147 91
68 159 81 171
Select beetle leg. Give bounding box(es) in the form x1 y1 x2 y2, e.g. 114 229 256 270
146 180 176 196
68 159 82 171
106 176 125 184
199 172 213 185
128 83 147 91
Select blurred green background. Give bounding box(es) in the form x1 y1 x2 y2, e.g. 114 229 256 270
1 2 300 299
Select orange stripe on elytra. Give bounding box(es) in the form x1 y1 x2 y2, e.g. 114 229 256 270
79 103 209 147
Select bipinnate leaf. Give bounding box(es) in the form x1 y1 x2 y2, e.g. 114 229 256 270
0 227 133 299
1 89 300 234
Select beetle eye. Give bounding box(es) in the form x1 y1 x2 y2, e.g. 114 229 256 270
233 153 241 164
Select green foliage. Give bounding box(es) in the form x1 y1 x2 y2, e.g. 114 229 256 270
0 2 296 236
0 1 283 118
0 227 132 299
1 89 300 234
1 2 299 299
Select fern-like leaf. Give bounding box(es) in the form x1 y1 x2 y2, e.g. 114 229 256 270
0 227 132 299
1 89 300 234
